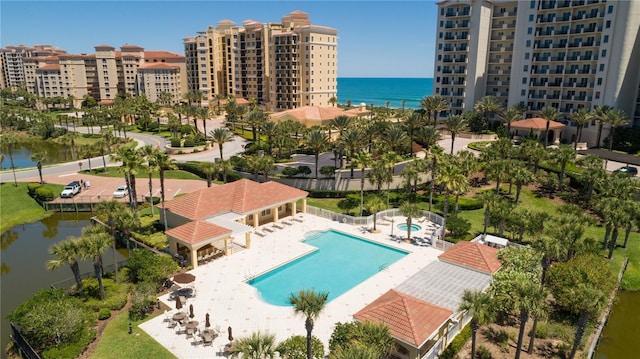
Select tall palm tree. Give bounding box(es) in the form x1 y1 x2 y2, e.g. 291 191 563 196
95 199 126 283
229 331 279 359
605 108 629 152
415 126 442 152
2 133 19 186
303 129 329 179
445 114 468 154
113 207 140 254
340 127 364 178
218 159 234 184
436 159 467 237
538 106 561 147
289 289 329 359
513 278 547 359
569 108 590 150
511 166 534 203
399 201 422 240
152 151 177 232
364 195 386 232
474 95 504 127
459 290 494 359
567 284 607 359
95 138 110 173
139 145 159 215
498 106 520 139
576 154 605 203
30 150 47 184
420 95 450 126
591 105 611 148
353 152 372 216
244 109 267 142
111 146 143 210
209 127 234 161
78 225 112 300
404 111 423 157
197 107 210 139
552 145 576 191
47 236 84 292
478 191 501 234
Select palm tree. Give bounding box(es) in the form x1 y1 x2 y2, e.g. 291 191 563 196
331 344 380 359
340 127 364 178
289 289 329 359
78 225 112 300
474 95 504 127
30 150 47 184
209 127 234 161
111 146 143 210
152 151 177 231
139 145 159 215
228 331 279 359
95 138 110 173
576 154 605 203
244 109 267 142
591 105 611 148
511 166 534 203
513 278 547 359
2 133 19 186
420 95 450 126
436 158 466 237
567 284 607 359
498 106 521 139
328 96 338 107
399 201 422 240
605 108 629 152
113 207 140 254
218 159 234 184
478 191 501 234
352 152 372 216
538 106 561 147
404 111 423 157
569 108 590 150
200 161 218 187
445 114 468 154
552 145 576 191
47 236 84 292
303 129 329 179
95 199 126 283
364 195 386 232
459 290 494 359
197 107 210 139
415 126 442 152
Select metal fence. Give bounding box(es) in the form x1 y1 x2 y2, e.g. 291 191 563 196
49 259 128 289
42 195 146 212
10 322 42 359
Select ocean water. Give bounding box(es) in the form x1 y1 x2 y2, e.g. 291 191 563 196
337 77 433 109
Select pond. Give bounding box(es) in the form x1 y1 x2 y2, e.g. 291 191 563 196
0 141 75 169
0 213 125 356
594 290 640 358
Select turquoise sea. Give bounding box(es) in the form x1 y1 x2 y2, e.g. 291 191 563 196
337 77 433 109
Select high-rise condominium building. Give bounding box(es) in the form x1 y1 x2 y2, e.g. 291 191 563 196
0 44 66 89
13 44 186 107
184 10 338 111
434 0 640 146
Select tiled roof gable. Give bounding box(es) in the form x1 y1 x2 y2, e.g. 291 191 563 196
438 241 502 274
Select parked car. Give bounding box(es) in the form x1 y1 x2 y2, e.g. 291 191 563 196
60 181 82 198
613 166 638 176
113 185 129 198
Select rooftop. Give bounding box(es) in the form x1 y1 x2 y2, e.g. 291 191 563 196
437 241 502 274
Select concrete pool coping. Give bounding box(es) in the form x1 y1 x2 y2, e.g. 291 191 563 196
140 214 444 358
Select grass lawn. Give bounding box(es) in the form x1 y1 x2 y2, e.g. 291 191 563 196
0 182 63 233
85 168 205 181
90 309 175 359
305 198 342 213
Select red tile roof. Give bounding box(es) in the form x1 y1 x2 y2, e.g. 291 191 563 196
508 117 565 130
144 50 184 60
37 64 60 71
438 242 502 274
166 220 231 244
138 62 179 70
354 289 453 347
163 179 308 221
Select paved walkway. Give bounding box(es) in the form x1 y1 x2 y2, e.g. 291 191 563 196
140 214 444 358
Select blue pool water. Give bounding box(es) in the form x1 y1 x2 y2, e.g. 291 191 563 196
248 230 408 306
397 223 422 232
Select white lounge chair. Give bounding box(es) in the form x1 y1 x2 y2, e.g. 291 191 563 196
282 219 293 225
263 226 274 233
293 216 304 223
273 222 284 230
254 229 266 237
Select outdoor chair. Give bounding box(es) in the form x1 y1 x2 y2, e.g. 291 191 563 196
163 310 170 322
202 333 213 347
175 322 184 334
186 327 195 339
168 318 177 328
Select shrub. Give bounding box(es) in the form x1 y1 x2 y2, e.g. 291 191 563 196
278 335 324 359
82 278 129 311
446 215 471 238
183 137 195 147
320 166 336 177
97 308 111 320
534 321 549 339
439 325 471 359
170 137 181 147
477 345 493 359
27 182 41 197
129 282 157 321
281 167 298 178
297 165 312 177
35 186 55 201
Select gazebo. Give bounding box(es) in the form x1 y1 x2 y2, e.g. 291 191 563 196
506 117 565 145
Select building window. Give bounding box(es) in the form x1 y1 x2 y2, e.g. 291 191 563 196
595 92 600 99
261 209 271 216
521 89 526 96
526 40 531 47
606 20 611 28
604 35 609 43
524 53 530 60
608 5 613 14
530 0 535 9
528 27 532 35
524 65 529 71
522 77 527 84
601 49 607 58
599 64 605 71
529 14 534 21
597 78 602 85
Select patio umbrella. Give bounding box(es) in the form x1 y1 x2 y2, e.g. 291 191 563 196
228 326 233 341
205 313 211 328
189 304 194 319
173 272 196 284
175 297 183 310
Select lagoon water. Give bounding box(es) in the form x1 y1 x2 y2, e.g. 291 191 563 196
337 77 433 109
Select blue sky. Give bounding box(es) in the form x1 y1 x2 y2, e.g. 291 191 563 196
1 1 438 78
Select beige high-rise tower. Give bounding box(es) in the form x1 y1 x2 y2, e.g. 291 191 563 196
184 10 338 111
434 0 640 146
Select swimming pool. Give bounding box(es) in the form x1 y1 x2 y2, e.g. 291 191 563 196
247 230 408 306
397 223 422 231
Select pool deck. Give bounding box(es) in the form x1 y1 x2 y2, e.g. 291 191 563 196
140 214 444 358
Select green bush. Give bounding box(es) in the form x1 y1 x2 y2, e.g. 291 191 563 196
97 308 111 320
82 278 129 311
41 328 96 359
129 282 157 321
446 215 471 238
320 166 336 177
281 167 299 178
439 325 471 359
183 137 195 147
170 137 181 147
27 182 42 196
277 335 325 359
35 186 55 201
477 345 492 359
534 321 549 339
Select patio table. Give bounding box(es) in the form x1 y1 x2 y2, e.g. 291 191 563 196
173 312 186 323
185 320 199 330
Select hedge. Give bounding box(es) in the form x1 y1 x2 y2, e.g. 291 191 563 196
439 324 472 359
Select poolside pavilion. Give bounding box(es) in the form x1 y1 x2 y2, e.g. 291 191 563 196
506 117 565 145
161 179 308 268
